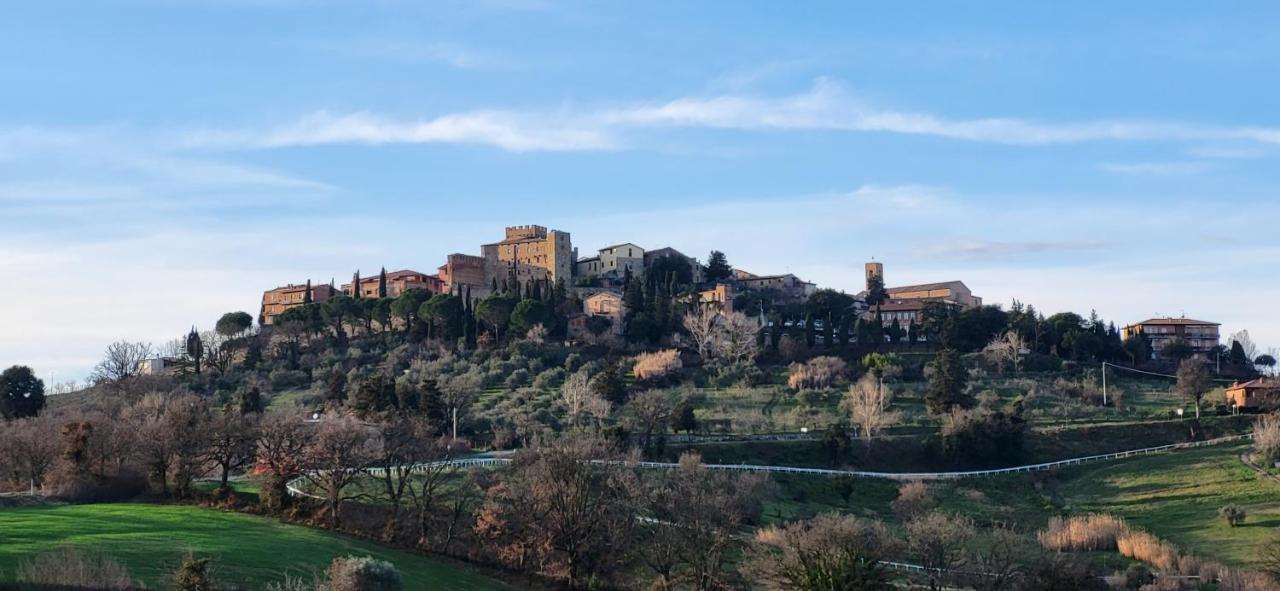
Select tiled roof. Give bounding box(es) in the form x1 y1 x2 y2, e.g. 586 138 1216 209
887 280 968 294
1132 317 1219 326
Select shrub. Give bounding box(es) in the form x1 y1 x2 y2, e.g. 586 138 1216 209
16 547 140 590
504 368 531 390
1037 514 1128 552
532 367 567 390
787 356 847 391
1123 564 1154 589
327 556 403 591
633 349 682 382
1255 414 1280 465
890 481 934 519
269 368 311 391
1219 505 1247 527
173 555 213 591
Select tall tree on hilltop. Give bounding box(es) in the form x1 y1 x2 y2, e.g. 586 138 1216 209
378 267 388 299
185 327 204 375
351 270 361 299
705 250 731 282
865 273 888 307
1176 358 1211 419
303 279 312 304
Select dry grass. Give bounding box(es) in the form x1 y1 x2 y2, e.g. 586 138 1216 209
1036 513 1128 552
632 349 682 382
787 356 847 391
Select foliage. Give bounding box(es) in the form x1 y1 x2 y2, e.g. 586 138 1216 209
925 348 970 414
173 554 213 591
787 356 847 391
327 556 403 591
16 547 141 590
1 365 46 420
705 250 731 281
1219 505 1247 527
632 349 683 382
746 513 898 591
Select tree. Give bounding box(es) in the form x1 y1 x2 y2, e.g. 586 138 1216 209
185 328 204 375
327 556 403 591
475 435 639 588
418 294 464 341
390 289 430 332
1 416 58 494
623 390 673 452
864 274 888 308
303 416 381 529
1260 532 1280 584
440 372 481 439
475 295 517 341
0 365 46 420
983 331 1026 374
1160 338 1195 362
638 453 766 590
1229 330 1258 363
906 511 976 591
926 348 970 414
683 306 722 361
509 299 550 335
562 370 608 431
716 311 761 364
91 341 153 384
705 250 731 281
215 311 254 338
746 513 897 591
378 267 388 299
205 412 258 491
1176 358 1211 419
844 374 899 448
256 409 314 511
172 555 213 591
1256 354 1278 376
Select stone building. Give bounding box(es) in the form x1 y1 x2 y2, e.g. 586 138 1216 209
568 290 626 339
482 225 573 290
644 246 704 284
260 282 337 325
698 283 735 313
438 253 488 297
733 270 816 299
341 269 443 299
1121 317 1220 361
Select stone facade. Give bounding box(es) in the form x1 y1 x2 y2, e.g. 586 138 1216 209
260 282 337 325
698 283 735 314
341 269 443 299
481 225 573 290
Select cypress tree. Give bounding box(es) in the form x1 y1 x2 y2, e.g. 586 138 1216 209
378 267 388 298
303 279 312 304
351 271 360 299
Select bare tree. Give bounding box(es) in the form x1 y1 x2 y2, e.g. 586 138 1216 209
91 341 153 384
1230 330 1258 362
639 452 767 590
167 394 213 499
1176 358 1211 419
2 416 59 494
370 417 458 542
474 434 639 588
623 390 673 452
984 330 1026 374
715 311 761 364
205 412 258 492
202 330 234 375
844 374 900 448
906 511 976 591
302 415 381 529
126 393 179 495
746 512 899 591
256 409 314 511
682 306 722 361
966 523 1032 591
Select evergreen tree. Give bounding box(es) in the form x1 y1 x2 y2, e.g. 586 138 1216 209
186 327 204 375
865 273 888 307
838 315 851 349
0 365 45 420
926 348 971 414
705 250 731 281
326 369 347 404
303 279 313 304
378 267 388 298
237 387 264 415
351 271 360 299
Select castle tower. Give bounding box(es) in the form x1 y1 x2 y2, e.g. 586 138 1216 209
865 261 883 291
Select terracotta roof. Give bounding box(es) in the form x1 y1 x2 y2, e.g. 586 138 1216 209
872 300 926 312
887 280 969 294
1130 317 1220 327
1227 377 1280 391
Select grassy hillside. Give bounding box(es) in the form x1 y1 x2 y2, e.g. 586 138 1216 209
0 503 507 590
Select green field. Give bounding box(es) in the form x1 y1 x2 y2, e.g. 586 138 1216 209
1060 443 1280 566
0 503 507 590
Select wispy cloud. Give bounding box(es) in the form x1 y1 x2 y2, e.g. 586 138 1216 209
175 79 1280 153
1099 161 1216 176
181 110 616 152
918 238 1111 259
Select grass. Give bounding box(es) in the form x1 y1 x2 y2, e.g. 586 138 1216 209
0 503 508 590
1059 443 1280 567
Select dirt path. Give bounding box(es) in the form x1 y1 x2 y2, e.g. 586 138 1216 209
1239 448 1280 484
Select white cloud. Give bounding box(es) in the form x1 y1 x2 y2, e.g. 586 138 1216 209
182 110 616 152
1100 161 1216 176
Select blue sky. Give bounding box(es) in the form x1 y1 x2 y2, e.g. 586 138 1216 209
3 1 1279 382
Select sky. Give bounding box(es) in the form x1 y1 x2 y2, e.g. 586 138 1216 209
3 1 1279 383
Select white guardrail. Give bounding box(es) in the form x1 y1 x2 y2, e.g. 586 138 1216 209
286 433 1254 498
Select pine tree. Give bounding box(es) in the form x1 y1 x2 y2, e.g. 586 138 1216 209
926 348 971 414
705 250 731 281
378 267 388 299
